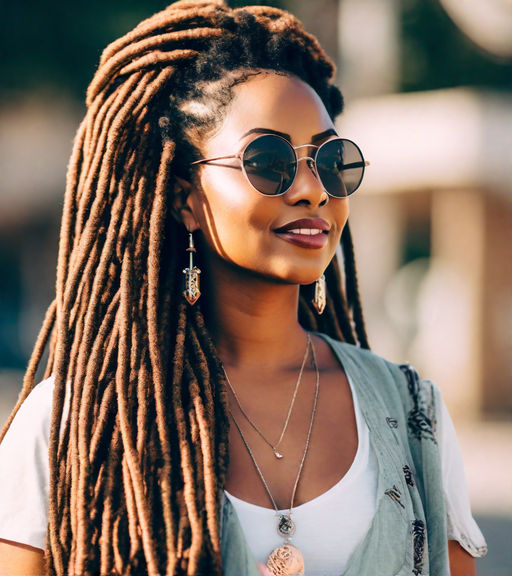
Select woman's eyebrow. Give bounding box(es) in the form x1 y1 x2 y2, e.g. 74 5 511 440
311 128 338 143
240 127 338 142
240 127 290 140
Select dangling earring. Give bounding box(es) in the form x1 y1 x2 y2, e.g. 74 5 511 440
312 274 326 315
183 231 201 305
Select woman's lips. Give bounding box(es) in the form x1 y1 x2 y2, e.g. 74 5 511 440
275 230 329 249
274 218 330 249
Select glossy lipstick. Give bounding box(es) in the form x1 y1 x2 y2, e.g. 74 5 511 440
274 218 330 249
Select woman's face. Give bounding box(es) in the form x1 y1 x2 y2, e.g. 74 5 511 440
185 72 349 285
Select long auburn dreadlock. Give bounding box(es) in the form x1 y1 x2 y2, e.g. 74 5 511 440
0 1 369 574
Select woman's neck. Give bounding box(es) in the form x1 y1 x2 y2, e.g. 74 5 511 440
205 265 308 370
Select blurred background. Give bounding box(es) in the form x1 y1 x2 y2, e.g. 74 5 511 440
0 0 510 573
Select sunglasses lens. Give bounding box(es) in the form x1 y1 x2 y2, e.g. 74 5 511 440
316 139 365 197
242 135 296 195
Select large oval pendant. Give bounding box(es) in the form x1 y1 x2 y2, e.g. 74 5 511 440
266 544 305 576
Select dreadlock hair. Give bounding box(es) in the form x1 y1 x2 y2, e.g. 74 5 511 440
0 1 369 574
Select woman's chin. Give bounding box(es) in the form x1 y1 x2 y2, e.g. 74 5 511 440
273 275 324 288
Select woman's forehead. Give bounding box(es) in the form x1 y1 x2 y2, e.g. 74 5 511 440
204 72 335 150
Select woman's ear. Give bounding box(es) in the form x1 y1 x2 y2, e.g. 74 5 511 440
171 176 200 231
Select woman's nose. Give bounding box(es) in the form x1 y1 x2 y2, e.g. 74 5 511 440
284 156 328 206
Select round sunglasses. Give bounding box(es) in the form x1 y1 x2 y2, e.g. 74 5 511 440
191 133 368 197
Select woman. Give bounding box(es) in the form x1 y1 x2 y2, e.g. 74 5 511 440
0 1 486 575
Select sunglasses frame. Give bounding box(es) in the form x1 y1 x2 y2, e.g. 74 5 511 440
190 133 369 197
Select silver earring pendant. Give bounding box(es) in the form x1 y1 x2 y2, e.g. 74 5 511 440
312 274 326 315
183 231 201 305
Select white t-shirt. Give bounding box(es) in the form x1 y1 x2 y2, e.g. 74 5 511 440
0 375 486 573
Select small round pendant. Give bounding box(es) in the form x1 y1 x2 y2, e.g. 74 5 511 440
266 543 304 576
277 514 296 537
274 450 284 459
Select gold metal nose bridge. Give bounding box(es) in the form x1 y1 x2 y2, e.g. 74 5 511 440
293 143 319 161
292 144 320 178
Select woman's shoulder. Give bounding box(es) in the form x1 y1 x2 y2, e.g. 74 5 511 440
315 332 407 378
2 376 56 441
315 332 442 417
19 375 56 407
0 377 55 551
0 377 54 455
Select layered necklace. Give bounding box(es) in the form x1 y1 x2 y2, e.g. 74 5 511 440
226 333 311 459
223 334 320 576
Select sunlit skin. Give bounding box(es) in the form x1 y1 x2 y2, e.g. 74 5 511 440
0 539 46 575
0 73 475 575
180 73 349 368
187 74 346 287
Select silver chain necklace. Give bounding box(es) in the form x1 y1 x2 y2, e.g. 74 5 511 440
227 337 320 576
224 333 311 459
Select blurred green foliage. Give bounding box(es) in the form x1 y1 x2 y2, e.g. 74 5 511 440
0 0 282 102
0 0 510 102
401 0 512 92
0 0 167 100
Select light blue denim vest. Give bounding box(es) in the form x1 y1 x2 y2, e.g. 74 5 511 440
219 334 451 576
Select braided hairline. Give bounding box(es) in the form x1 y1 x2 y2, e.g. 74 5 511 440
0 1 368 574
